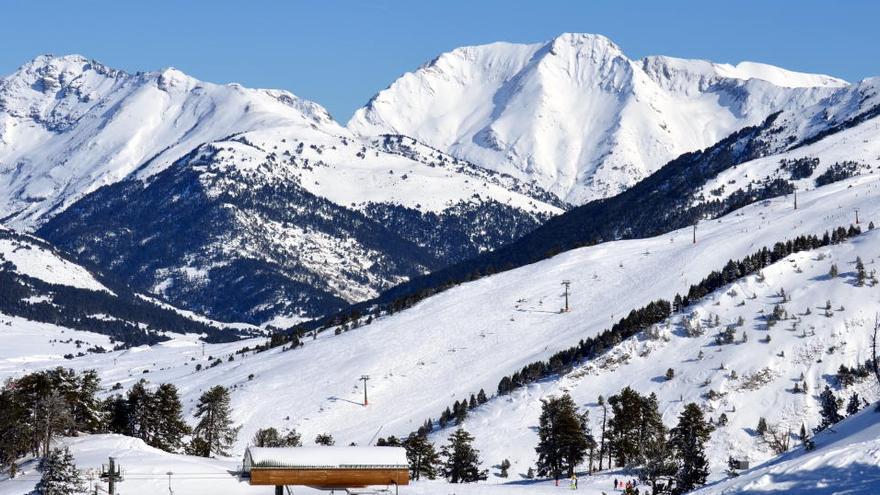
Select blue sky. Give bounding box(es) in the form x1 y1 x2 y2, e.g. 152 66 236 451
2 1 877 121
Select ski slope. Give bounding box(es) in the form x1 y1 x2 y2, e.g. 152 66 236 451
3 168 878 466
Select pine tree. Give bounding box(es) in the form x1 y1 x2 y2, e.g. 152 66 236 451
816 386 843 432
126 379 156 441
597 395 608 471
665 368 675 380
33 448 86 495
440 428 487 483
669 403 713 494
72 370 104 433
103 394 129 435
189 386 240 457
639 394 677 493
315 433 335 446
856 257 867 286
846 393 861 416
499 459 511 477
829 263 839 278
252 426 302 448
403 433 440 480
477 389 488 404
756 417 768 436
38 392 74 458
151 384 190 452
607 387 644 467
535 394 593 480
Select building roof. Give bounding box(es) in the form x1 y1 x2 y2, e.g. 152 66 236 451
244 447 408 470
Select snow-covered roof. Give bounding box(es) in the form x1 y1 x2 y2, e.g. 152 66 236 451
244 447 408 470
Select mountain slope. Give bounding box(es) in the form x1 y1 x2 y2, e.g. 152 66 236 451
692 408 880 494
0 55 561 324
349 33 846 204
0 227 250 346
330 78 880 329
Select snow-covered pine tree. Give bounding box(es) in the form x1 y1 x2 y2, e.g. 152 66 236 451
669 403 713 494
33 448 86 495
189 386 240 457
440 428 487 483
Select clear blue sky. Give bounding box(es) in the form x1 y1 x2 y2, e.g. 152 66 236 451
2 0 877 121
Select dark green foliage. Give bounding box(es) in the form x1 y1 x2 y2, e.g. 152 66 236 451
846 393 861 415
150 383 191 452
189 386 240 457
814 161 868 186
440 428 487 483
252 427 302 447
669 403 713 494
757 417 768 435
403 433 440 480
315 433 335 446
856 257 867 286
0 367 103 470
816 386 844 433
779 157 819 180
499 458 511 477
535 394 594 480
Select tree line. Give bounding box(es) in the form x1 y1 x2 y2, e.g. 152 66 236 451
1 368 241 477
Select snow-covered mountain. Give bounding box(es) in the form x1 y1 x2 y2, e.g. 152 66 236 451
349 33 847 204
0 55 562 324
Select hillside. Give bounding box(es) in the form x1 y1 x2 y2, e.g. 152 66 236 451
2 170 878 495
0 55 561 324
4 163 878 454
350 33 846 204
332 78 880 330
0 227 250 346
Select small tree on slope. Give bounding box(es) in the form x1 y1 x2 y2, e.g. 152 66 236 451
669 403 713 494
33 448 86 495
189 386 240 457
440 428 487 483
816 386 843 433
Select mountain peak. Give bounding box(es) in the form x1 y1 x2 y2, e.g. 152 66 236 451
547 32 623 56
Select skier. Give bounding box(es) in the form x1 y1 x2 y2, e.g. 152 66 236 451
570 474 577 490
614 478 618 490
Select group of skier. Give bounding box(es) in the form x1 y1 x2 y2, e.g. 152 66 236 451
563 474 641 492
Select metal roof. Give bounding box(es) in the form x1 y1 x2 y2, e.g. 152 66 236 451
244 447 408 470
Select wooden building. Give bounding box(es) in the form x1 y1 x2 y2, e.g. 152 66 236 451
243 446 409 493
